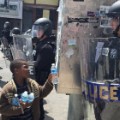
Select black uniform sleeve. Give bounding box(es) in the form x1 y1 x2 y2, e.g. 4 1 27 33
35 44 53 71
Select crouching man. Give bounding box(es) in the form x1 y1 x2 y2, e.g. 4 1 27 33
0 59 54 120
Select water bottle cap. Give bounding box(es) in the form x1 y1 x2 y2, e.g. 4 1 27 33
29 92 34 96
24 91 28 94
52 63 55 66
14 94 18 97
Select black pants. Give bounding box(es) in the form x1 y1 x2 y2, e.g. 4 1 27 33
40 98 45 120
94 100 106 120
35 71 50 120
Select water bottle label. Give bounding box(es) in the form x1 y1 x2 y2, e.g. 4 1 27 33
12 98 19 106
21 97 28 102
51 69 57 74
51 69 55 74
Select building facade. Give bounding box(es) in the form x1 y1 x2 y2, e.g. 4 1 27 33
23 0 59 32
0 0 59 35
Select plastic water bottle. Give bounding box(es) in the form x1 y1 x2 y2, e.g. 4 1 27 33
21 91 28 103
27 92 35 103
12 94 19 106
13 94 24 114
51 63 57 75
51 63 58 84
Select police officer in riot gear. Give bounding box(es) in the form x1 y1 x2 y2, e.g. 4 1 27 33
1 21 13 60
104 0 120 80
1 21 12 47
93 1 120 80
101 1 120 80
93 1 120 120
32 18 55 120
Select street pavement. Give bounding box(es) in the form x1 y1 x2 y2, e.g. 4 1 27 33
0 50 69 120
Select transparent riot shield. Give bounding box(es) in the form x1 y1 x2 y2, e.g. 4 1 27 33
86 38 109 81
11 35 33 61
10 34 35 78
81 37 120 101
80 37 120 120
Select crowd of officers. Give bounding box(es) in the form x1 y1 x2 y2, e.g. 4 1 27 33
94 1 120 120
0 18 56 120
1 21 20 46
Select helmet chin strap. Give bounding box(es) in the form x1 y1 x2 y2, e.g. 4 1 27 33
40 33 45 40
39 33 48 41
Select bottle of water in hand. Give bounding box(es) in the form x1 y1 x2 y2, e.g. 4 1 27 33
27 92 35 103
51 63 58 84
12 94 20 106
21 91 28 103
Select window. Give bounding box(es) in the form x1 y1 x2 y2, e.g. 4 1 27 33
49 10 58 30
36 8 43 20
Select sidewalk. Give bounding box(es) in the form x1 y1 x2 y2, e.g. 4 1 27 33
0 51 69 120
44 87 69 120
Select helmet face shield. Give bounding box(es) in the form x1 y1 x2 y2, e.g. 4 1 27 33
31 29 37 38
10 27 20 36
106 0 120 21
106 0 120 37
107 1 120 19
31 25 44 38
4 21 11 30
32 24 44 31
110 18 119 30
32 18 52 37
